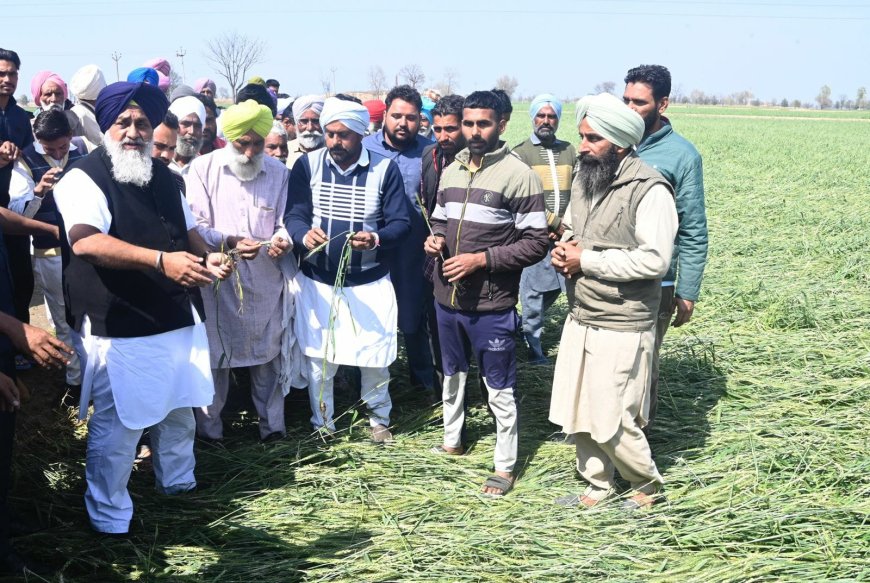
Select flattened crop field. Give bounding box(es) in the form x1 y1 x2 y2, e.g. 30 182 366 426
12 105 870 582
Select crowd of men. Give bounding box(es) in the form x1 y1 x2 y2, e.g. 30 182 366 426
0 47 707 575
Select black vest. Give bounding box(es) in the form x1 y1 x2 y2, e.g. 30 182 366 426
21 137 88 249
61 147 205 338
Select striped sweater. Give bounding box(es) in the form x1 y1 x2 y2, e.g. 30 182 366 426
511 136 577 229
286 147 411 287
431 142 549 312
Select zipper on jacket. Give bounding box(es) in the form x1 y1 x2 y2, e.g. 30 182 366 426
450 166 478 307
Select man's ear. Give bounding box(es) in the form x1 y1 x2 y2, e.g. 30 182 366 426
658 96 669 115
498 117 507 135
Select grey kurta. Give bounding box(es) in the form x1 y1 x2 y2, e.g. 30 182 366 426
186 150 291 369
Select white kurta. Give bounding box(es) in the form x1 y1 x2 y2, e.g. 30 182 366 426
54 167 215 428
295 272 397 369
550 179 677 443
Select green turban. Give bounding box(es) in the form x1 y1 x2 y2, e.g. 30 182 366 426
222 100 274 142
575 92 645 148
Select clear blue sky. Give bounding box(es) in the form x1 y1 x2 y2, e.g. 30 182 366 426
4 0 868 103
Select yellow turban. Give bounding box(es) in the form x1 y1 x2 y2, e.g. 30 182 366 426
222 100 274 142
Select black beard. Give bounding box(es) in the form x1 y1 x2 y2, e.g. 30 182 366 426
578 146 620 194
385 127 416 150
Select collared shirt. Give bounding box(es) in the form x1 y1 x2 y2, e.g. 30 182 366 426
285 146 410 287
362 129 433 205
185 148 291 368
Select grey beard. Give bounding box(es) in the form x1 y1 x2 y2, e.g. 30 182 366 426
225 145 264 182
578 146 620 196
176 135 203 158
103 132 153 187
298 131 324 151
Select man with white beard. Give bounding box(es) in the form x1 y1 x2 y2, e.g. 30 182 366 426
53 81 233 534
168 95 206 174
286 95 325 170
186 100 297 443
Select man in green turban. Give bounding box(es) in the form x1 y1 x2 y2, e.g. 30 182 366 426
549 93 678 510
186 100 302 444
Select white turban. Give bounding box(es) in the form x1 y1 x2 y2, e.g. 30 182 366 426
276 97 293 116
169 96 206 127
292 94 324 122
575 92 645 148
70 64 106 101
319 97 369 136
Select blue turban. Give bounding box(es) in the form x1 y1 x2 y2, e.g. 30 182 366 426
529 93 563 121
421 96 436 124
127 67 159 87
95 81 169 133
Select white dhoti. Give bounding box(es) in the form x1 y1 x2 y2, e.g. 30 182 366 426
549 317 663 492
295 273 397 430
72 310 214 533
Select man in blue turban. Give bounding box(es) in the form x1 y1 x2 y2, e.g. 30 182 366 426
126 67 159 87
511 93 577 365
53 81 233 535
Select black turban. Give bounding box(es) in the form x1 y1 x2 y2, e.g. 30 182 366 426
236 83 277 117
95 81 169 133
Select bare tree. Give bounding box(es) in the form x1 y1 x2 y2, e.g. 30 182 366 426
593 81 616 95
816 85 832 109
494 75 519 99
369 66 386 99
168 70 183 96
320 72 332 96
217 87 230 100
399 64 426 89
856 86 866 110
442 68 459 94
205 31 266 102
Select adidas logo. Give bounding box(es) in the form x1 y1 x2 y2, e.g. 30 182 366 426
488 338 507 352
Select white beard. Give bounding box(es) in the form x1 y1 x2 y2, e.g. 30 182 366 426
176 134 202 158
224 144 264 182
103 132 153 187
298 130 324 151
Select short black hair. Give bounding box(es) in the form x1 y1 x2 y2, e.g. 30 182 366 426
0 48 21 70
162 111 179 131
281 102 294 122
624 64 672 101
463 91 503 117
432 94 464 119
385 85 422 111
236 83 277 116
334 93 362 105
490 89 513 117
33 108 71 141
266 79 279 88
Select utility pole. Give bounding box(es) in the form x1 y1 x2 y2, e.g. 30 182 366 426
176 47 187 83
111 51 122 82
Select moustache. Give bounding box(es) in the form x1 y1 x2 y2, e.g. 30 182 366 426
121 138 146 147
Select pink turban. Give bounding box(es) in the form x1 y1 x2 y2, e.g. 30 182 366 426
193 78 216 94
31 71 68 106
143 58 171 76
156 71 170 92
143 58 171 91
